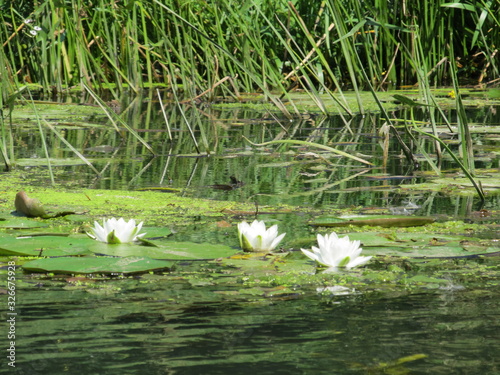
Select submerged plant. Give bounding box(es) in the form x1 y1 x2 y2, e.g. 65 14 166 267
88 218 146 244
237 220 286 252
301 232 372 270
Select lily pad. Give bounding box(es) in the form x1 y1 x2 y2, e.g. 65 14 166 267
0 218 49 229
15 191 48 218
311 215 435 228
0 235 92 256
89 240 240 260
22 256 173 274
401 176 500 195
346 232 500 258
14 191 77 219
0 231 239 260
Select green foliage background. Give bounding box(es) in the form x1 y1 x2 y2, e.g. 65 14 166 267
1 0 499 99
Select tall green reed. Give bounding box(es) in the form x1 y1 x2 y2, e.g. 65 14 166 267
26 89 55 185
2 0 499 100
395 28 485 202
83 84 156 155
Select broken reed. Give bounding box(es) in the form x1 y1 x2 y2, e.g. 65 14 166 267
1 0 498 101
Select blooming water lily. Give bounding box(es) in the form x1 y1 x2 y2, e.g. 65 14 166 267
301 232 372 270
238 220 286 252
87 217 146 244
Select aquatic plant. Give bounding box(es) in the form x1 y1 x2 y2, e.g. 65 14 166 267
301 232 372 270
0 0 498 97
87 218 146 244
238 220 286 252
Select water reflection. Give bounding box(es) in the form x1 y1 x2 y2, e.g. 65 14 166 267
11 95 500 216
16 278 500 374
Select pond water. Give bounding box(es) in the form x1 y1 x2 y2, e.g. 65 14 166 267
4 93 500 374
15 264 500 375
11 94 500 217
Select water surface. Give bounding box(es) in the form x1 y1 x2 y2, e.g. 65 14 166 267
5 94 500 374
15 270 500 375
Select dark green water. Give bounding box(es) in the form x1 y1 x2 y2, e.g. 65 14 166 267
11 99 500 217
4 96 500 374
13 273 500 375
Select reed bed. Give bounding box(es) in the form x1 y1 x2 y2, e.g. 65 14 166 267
1 0 498 100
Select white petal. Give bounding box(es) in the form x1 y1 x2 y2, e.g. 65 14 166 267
316 233 327 250
118 219 136 242
133 221 145 241
301 248 320 263
346 256 372 269
90 221 108 242
269 232 286 250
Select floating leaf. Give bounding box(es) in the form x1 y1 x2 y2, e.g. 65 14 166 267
345 232 499 258
0 228 238 260
89 240 240 260
311 215 435 228
22 256 173 274
15 191 48 218
13 191 77 219
0 235 92 256
0 218 48 229
137 226 172 239
393 94 433 107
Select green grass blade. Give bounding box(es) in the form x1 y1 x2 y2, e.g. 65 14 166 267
242 137 373 166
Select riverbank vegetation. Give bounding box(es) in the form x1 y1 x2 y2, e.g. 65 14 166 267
1 0 499 101
1 0 499 202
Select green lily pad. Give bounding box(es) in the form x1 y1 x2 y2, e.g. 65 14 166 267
401 175 500 195
311 215 435 228
0 218 49 229
22 256 173 274
89 240 240 260
0 231 238 260
345 232 499 258
139 226 173 239
393 94 433 107
0 235 92 256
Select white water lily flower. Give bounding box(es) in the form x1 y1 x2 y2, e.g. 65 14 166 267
237 220 286 252
301 232 372 270
87 217 146 244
